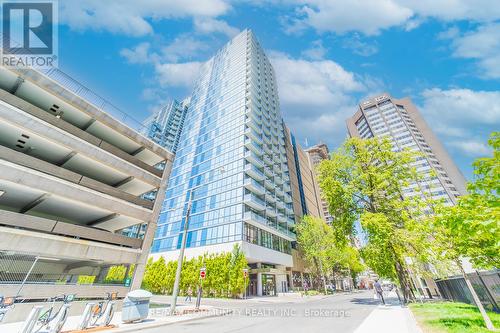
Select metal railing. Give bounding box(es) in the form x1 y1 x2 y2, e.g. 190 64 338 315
0 251 132 291
43 68 148 132
435 269 500 313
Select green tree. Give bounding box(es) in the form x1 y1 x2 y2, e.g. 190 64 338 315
317 137 430 302
142 257 168 294
296 215 331 293
228 244 249 297
429 132 499 331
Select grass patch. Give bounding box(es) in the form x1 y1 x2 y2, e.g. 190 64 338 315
410 301 500 333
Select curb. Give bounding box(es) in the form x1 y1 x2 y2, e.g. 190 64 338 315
108 309 234 333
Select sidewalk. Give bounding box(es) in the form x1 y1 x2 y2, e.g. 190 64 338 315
354 294 423 333
0 305 231 333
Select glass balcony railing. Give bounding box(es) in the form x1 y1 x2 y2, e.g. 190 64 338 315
244 139 264 156
245 128 264 145
245 150 264 168
244 193 266 211
244 177 265 195
245 163 265 181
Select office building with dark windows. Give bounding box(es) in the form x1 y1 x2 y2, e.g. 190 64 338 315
347 93 467 205
304 143 333 224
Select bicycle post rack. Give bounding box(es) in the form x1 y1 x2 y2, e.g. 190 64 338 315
47 303 72 333
20 305 43 333
78 302 95 330
100 300 116 326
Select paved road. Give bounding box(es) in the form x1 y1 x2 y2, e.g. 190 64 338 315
144 290 380 333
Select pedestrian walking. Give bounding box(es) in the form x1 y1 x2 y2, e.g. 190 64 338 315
185 287 193 302
374 279 385 305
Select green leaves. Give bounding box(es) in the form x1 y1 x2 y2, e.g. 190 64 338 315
141 244 249 298
296 215 364 281
428 132 499 272
317 136 431 298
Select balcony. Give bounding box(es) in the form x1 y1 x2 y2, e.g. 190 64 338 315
263 155 272 165
245 117 261 132
245 128 263 145
275 175 283 185
263 125 271 136
265 191 276 203
243 211 268 227
245 150 264 168
277 213 287 224
266 207 277 218
264 178 274 190
276 200 286 210
244 139 263 156
244 193 266 211
264 167 273 177
245 164 265 181
244 177 265 196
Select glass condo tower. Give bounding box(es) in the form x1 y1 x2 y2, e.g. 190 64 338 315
151 30 296 296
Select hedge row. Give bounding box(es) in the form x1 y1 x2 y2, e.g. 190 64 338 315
142 244 248 298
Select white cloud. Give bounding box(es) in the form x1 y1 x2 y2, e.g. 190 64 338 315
154 62 203 88
342 34 379 56
450 23 500 79
120 42 152 64
282 0 500 36
301 40 328 60
297 0 413 35
399 0 500 22
420 88 500 125
418 87 500 158
449 140 492 157
60 0 231 36
193 17 240 37
268 51 379 148
161 36 209 62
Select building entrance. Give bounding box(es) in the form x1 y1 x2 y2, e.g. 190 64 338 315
262 274 276 296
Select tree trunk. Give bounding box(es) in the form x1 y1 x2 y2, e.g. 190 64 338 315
456 260 495 331
317 259 328 294
394 258 416 304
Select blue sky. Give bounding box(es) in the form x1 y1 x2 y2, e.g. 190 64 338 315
55 0 499 180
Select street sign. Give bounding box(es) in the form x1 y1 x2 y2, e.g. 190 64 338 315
200 267 206 279
124 277 131 287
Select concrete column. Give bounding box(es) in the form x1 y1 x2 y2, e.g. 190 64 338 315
131 161 173 290
257 272 262 296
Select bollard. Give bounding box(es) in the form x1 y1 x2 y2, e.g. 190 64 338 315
20 305 43 333
78 302 95 330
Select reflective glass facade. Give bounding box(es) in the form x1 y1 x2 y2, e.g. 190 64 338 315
151 30 296 259
142 98 189 153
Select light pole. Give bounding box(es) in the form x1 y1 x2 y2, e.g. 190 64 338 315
170 168 224 315
170 188 194 315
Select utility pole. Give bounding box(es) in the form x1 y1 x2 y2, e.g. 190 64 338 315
170 189 194 315
170 168 224 315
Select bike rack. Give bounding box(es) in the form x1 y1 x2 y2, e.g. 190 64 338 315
20 306 43 333
78 303 95 330
47 303 72 333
